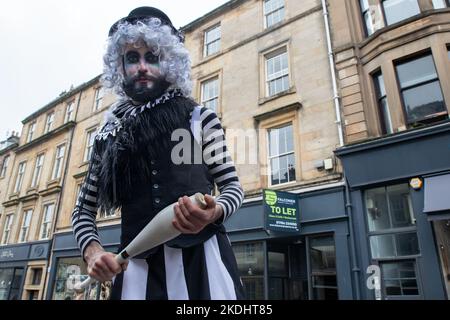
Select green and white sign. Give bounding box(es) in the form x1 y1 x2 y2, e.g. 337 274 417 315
264 189 300 232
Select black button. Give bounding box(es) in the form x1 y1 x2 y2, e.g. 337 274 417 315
154 198 160 204
151 160 156 165
153 184 159 189
152 170 158 175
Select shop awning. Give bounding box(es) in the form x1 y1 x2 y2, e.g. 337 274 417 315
424 174 450 218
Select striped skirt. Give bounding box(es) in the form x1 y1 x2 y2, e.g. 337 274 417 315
110 232 245 300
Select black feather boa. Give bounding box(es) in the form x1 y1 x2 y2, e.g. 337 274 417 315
93 95 197 214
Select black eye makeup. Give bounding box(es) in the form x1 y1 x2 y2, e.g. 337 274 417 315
144 52 159 64
125 51 139 64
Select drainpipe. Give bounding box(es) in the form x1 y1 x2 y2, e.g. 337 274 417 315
321 0 344 147
321 0 361 299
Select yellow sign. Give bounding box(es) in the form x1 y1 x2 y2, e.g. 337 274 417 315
409 178 423 190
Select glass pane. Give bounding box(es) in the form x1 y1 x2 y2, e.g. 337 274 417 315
366 187 391 231
309 236 336 271
383 0 420 25
268 252 287 277
396 55 437 89
271 158 280 185
279 127 287 154
381 261 419 296
370 234 396 258
268 277 284 300
387 184 415 228
396 233 420 256
288 153 296 182
269 129 279 156
241 277 264 300
285 125 293 152
381 98 393 134
278 155 289 184
432 0 447 9
402 81 446 123
233 242 264 276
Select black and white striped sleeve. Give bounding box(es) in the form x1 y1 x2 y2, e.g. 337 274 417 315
71 140 102 258
200 107 244 222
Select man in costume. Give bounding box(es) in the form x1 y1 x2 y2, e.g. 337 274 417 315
71 7 245 300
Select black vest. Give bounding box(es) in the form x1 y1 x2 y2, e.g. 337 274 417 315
117 113 224 258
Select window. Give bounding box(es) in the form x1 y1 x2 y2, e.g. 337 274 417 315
360 0 375 36
1 214 14 245
309 235 338 300
432 0 449 9
51 144 65 180
233 242 264 300
84 129 97 162
204 24 221 57
264 0 285 28
31 268 43 286
27 122 36 143
93 87 104 111
365 184 421 297
382 0 420 26
14 161 26 193
31 153 45 188
268 124 295 186
40 203 54 239
1 155 10 178
201 77 219 112
395 53 447 125
373 71 393 134
45 112 54 133
266 48 289 97
18 209 33 243
65 101 75 123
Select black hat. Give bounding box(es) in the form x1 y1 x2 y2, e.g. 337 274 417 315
108 6 182 40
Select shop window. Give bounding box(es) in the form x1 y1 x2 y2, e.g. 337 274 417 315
232 242 264 300
380 260 419 296
372 71 393 134
268 123 296 186
308 235 338 300
0 268 24 300
381 0 420 25
395 53 447 126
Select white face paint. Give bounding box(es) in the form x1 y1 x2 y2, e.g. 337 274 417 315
123 43 162 91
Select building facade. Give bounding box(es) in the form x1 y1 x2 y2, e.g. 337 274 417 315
330 0 450 299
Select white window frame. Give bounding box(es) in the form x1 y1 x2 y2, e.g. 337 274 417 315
264 0 285 29
39 203 54 240
265 48 289 97
31 153 45 188
45 112 54 133
93 87 104 112
18 209 33 243
1 155 10 178
14 161 27 193
27 121 36 143
84 129 97 162
1 214 14 245
51 144 65 180
267 123 296 187
203 24 221 57
201 77 220 112
65 101 75 123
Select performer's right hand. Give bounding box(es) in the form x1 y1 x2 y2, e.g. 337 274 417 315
84 241 128 282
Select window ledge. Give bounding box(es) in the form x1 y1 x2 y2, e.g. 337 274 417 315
258 86 297 106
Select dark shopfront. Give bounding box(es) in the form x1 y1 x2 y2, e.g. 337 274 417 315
47 183 354 300
0 240 51 300
225 184 355 300
47 225 120 300
335 122 450 300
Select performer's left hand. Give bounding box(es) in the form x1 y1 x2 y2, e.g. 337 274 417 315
173 194 223 234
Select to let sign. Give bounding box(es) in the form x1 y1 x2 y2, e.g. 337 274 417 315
264 189 300 232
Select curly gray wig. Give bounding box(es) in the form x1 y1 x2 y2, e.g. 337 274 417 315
101 18 192 98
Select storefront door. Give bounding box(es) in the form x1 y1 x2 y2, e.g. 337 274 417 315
0 267 24 300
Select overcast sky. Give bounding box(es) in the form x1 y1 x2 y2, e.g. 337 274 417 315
0 0 230 140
